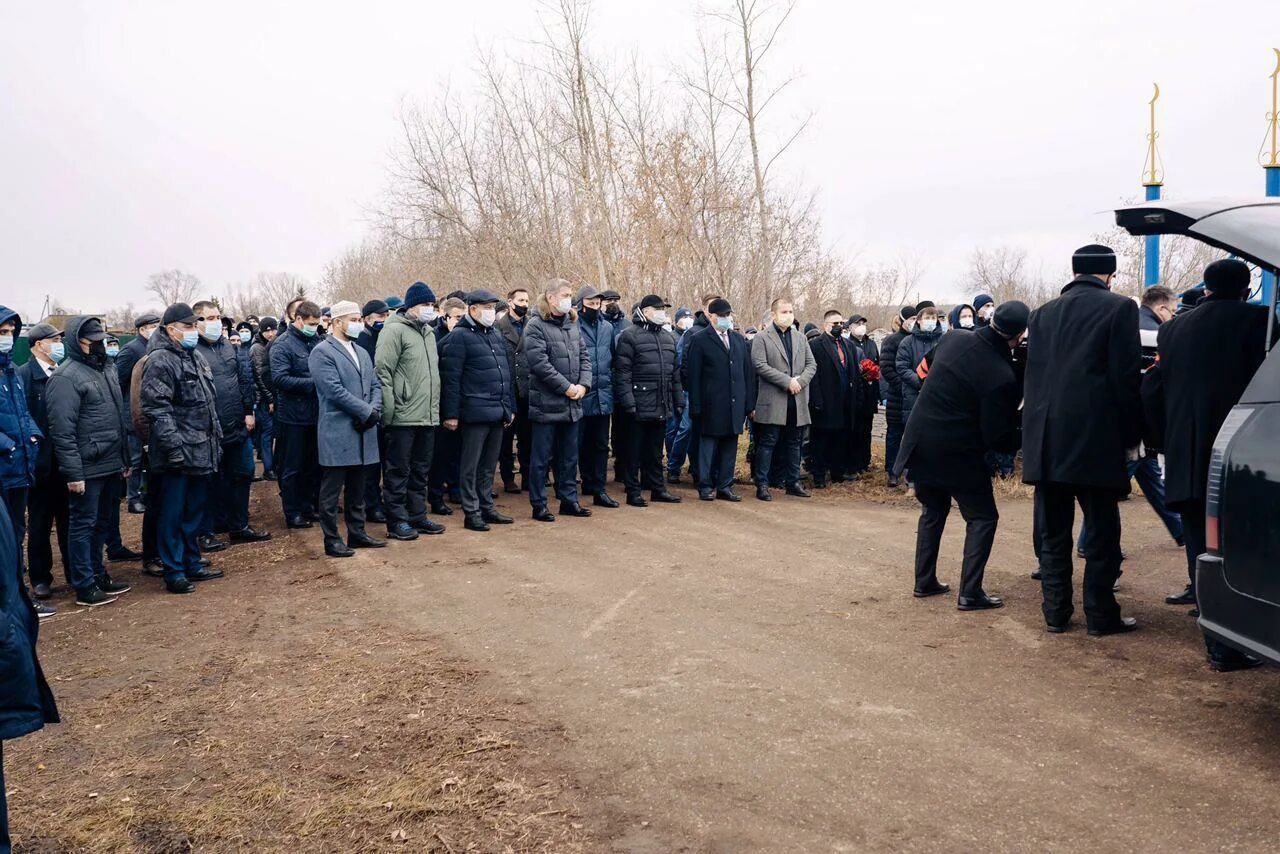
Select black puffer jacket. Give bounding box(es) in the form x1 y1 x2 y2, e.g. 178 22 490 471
140 330 222 476
613 309 682 422
44 315 129 483
250 335 274 408
879 330 908 426
198 336 255 444
895 326 943 419
439 314 515 424
522 300 591 424
496 313 530 400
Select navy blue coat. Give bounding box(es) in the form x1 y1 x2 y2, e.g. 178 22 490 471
579 312 614 417
0 494 59 740
0 308 41 491
683 325 755 437
269 324 321 426
18 358 58 477
439 314 515 424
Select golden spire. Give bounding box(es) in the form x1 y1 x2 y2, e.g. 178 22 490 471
1142 82 1163 186
1264 48 1280 167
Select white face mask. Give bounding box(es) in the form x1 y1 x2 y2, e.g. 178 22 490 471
919 319 937 333
979 306 994 320
903 318 916 332
556 296 573 314
853 324 867 337
959 317 974 329
650 310 668 326
775 312 795 327
345 321 364 339
479 308 497 327
420 307 438 323
201 320 222 341
677 317 693 331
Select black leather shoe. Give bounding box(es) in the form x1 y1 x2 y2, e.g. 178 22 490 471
532 506 556 522
165 578 196 594
1087 616 1139 636
716 489 742 502
503 481 522 494
812 477 828 489
958 593 1004 611
32 582 52 599
1165 585 1196 605
626 493 648 508
464 513 490 532
666 472 681 484
108 545 144 562
786 484 811 498
412 518 446 535
198 535 227 553
229 527 272 543
141 561 166 578
698 489 714 501
348 532 387 549
1045 621 1072 634
128 500 146 515
431 502 454 516
482 509 513 525
650 490 682 503
387 522 420 541
368 508 387 524
1208 654 1265 673
559 501 592 517
756 486 772 501
913 582 951 598
325 540 355 558
887 476 899 488
1030 569 1043 581
305 510 322 522
593 492 619 508
286 515 314 529
187 567 225 582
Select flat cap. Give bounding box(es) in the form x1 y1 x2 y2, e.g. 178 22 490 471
466 289 500 305
133 311 161 329
26 322 61 343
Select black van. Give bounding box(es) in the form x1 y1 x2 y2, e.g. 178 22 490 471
1115 198 1280 664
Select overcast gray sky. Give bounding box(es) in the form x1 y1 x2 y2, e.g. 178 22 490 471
1 0 1275 320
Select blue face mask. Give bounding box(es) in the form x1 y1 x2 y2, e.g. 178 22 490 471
715 316 733 332
372 321 385 331
181 329 200 349
105 345 120 359
0 335 12 354
49 342 65 362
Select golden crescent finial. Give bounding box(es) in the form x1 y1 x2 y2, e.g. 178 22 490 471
1150 82 1160 105
1271 47 1280 78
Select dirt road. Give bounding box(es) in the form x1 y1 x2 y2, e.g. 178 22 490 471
353 485 1280 852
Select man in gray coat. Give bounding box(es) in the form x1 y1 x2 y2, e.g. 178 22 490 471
521 278 593 522
309 301 385 558
750 296 817 501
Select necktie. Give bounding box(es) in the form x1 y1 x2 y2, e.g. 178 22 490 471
720 332 729 350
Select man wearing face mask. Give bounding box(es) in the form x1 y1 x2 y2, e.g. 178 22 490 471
521 279 593 521
879 306 916 488
439 290 516 531
807 310 859 488
576 285 617 508
973 294 996 328
19 324 67 612
428 297 467 516
193 301 268 552
0 309 45 615
613 294 683 507
375 283 445 541
139 303 225 594
249 316 278 480
843 314 879 477
750 297 816 501
117 312 159 514
45 316 132 606
270 301 325 529
600 289 632 486
894 302 1029 610
664 307 697 485
684 297 754 501
355 299 392 524
496 287 532 494
1024 244 1142 636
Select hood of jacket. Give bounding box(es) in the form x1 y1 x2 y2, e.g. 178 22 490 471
0 306 20 367
535 293 577 323
63 315 108 370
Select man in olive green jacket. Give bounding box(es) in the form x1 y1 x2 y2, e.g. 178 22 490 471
375 282 445 539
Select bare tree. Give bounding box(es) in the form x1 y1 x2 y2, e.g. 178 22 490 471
966 247 1058 307
222 272 313 319
145 269 201 307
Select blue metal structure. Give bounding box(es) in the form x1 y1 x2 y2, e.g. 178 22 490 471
1142 84 1163 288
1261 50 1280 306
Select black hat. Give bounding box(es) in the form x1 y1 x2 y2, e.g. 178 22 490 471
600 289 622 301
404 282 437 309
576 284 602 303
638 294 671 310
465 289 500 306
26 322 60 343
991 300 1031 338
915 300 936 313
162 303 198 326
848 314 867 324
1072 244 1117 276
1203 258 1251 294
133 311 161 329
259 316 279 332
362 298 389 317
235 321 254 333
899 305 918 321
1178 286 1205 308
77 317 108 342
707 297 733 316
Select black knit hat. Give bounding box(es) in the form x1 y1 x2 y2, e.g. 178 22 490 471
1203 258 1251 294
899 305 917 321
1072 244 1117 276
914 300 936 313
991 300 1031 338
258 316 279 333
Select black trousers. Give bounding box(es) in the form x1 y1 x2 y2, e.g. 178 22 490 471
364 426 386 516
624 416 666 495
319 465 367 544
809 426 850 482
697 434 738 492
27 470 69 587
428 425 461 504
914 482 999 599
458 422 504 514
1036 482 1123 628
500 397 531 487
276 422 320 519
611 408 631 483
1179 497 1206 591
383 426 435 526
754 423 803 488
142 469 160 562
849 414 874 474
579 414 611 496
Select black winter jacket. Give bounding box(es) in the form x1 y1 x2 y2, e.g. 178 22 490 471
496 313 531 400
198 337 255 445
116 334 148 401
523 303 591 424
18 359 58 476
895 326 944 419
250 336 274 408
439 314 515 424
140 331 223 476
44 316 129 483
613 311 682 422
270 324 321 426
879 330 908 425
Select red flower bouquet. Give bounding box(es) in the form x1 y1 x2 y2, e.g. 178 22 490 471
860 358 881 383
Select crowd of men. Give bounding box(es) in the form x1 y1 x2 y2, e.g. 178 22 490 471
1 249 1275 847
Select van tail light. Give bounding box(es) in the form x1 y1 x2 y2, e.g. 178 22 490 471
1204 408 1254 555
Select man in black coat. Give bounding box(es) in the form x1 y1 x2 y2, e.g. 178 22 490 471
879 306 916 487
895 303 1028 609
1147 259 1278 670
117 311 159 514
1023 245 1142 635
843 314 878 477
613 295 683 507
496 287 532 493
270 303 324 529
808 310 859 487
684 297 755 501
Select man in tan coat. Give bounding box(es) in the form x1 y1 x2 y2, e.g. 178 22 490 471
750 296 817 501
